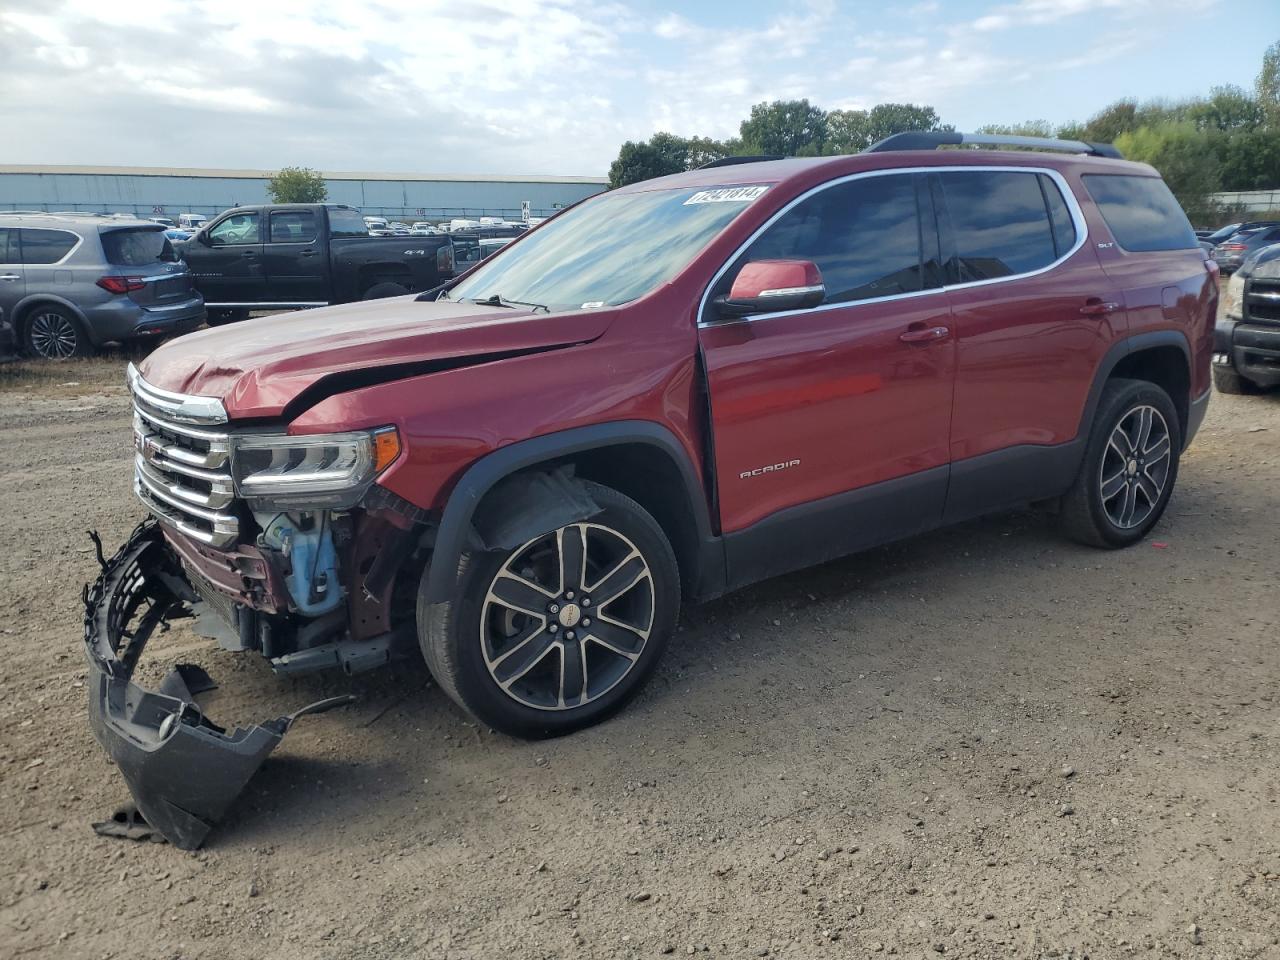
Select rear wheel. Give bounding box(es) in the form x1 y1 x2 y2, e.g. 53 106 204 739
23 306 92 359
1059 379 1181 548
1212 364 1259 395
362 282 409 300
418 480 680 738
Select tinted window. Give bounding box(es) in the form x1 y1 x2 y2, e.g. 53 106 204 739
207 212 260 246
329 208 370 239
1040 174 1077 258
1082 174 1197 252
941 171 1057 281
20 228 79 264
0 228 14 264
269 210 318 243
101 227 177 265
726 173 924 305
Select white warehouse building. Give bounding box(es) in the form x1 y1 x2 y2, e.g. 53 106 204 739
0 164 608 221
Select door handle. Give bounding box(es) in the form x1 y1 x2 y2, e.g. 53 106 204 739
0 274 20 281
241 251 258 258
299 249 317 257
899 325 951 344
1079 298 1121 316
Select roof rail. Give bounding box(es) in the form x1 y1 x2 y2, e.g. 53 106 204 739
865 131 1123 159
699 155 785 169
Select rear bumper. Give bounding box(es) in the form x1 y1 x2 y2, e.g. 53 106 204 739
83 295 206 345
83 521 351 849
1214 318 1280 387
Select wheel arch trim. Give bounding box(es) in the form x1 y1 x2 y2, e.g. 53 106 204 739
421 420 719 604
1078 330 1192 441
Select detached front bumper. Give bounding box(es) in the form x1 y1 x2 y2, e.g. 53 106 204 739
83 520 351 849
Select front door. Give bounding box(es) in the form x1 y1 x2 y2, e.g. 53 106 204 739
193 210 265 304
263 208 329 304
698 171 955 587
0 229 24 337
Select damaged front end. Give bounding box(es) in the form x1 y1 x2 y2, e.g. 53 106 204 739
83 521 355 849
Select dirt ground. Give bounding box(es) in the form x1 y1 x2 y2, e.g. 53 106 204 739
1 354 1279 960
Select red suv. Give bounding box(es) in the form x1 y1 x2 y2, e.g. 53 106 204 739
86 133 1215 848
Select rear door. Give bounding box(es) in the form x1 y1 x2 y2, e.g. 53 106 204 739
0 229 24 334
937 168 1119 521
192 210 265 304
263 208 329 304
698 171 954 585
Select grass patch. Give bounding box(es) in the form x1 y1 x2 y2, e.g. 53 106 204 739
0 355 129 397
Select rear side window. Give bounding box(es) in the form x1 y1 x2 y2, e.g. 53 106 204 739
101 227 177 265
1082 175 1197 252
20 228 79 264
0 228 14 264
1040 174 1077 257
269 210 318 243
730 172 925 304
329 208 370 238
940 171 1058 281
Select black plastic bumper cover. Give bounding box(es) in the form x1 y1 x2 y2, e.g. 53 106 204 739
83 520 352 850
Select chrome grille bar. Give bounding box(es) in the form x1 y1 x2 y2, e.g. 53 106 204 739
128 364 239 547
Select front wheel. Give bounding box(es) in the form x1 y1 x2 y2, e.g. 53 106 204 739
417 481 680 738
1058 379 1181 548
362 281 409 300
205 308 249 326
1212 364 1260 395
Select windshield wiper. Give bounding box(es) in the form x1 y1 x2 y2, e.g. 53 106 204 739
469 293 549 313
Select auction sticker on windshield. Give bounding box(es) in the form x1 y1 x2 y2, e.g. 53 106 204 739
684 186 770 205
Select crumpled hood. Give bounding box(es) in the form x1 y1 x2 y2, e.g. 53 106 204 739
139 296 615 419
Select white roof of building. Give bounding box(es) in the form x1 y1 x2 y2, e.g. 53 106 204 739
0 163 607 185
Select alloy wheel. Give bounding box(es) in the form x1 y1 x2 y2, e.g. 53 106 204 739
28 311 80 359
1098 404 1172 529
481 522 655 711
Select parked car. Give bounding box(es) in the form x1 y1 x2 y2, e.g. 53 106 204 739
164 228 193 243
0 213 203 358
479 237 513 259
450 226 527 270
1212 223 1280 273
86 133 1215 848
178 213 208 230
363 216 389 232
146 216 177 228
1215 239 1280 393
411 222 439 235
178 203 456 323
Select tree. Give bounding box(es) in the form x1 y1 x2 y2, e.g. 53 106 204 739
1220 130 1280 190
1258 40 1280 127
1114 124 1222 223
826 103 949 154
1081 100 1140 143
977 120 1055 138
608 133 693 188
1186 85 1264 132
266 166 328 203
739 99 828 156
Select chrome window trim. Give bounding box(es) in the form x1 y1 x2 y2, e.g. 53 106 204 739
15 227 84 267
696 164 1089 327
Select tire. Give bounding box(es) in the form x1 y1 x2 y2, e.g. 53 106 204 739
1059 378 1182 549
23 305 93 359
205 308 248 326
362 282 409 300
1212 364 1259 395
417 480 680 738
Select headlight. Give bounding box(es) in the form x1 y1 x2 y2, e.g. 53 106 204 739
230 427 400 508
1224 272 1245 319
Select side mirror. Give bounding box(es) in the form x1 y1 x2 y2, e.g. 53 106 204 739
196 230 212 246
714 259 825 319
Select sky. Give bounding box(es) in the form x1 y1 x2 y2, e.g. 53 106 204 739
1 0 1277 177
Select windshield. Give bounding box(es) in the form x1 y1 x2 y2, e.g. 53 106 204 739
447 184 770 312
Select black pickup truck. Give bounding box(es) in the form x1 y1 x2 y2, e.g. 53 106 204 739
178 203 455 324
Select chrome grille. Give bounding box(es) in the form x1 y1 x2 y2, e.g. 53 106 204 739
129 364 240 546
